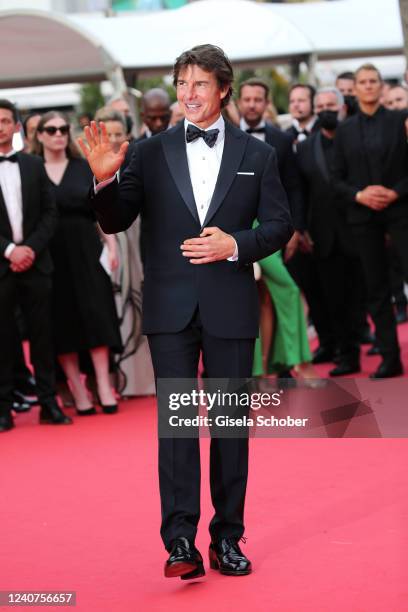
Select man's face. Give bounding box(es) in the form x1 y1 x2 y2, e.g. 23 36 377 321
238 85 268 127
384 86 408 110
314 91 345 119
336 78 355 96
141 101 171 135
176 64 227 129
25 114 41 145
0 108 18 150
104 120 127 152
289 87 313 122
355 69 382 105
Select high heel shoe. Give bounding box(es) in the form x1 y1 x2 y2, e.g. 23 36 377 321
101 403 118 414
75 405 97 416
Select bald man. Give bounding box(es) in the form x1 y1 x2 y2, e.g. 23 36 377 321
140 88 172 138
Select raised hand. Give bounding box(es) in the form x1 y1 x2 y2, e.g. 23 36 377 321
77 121 129 182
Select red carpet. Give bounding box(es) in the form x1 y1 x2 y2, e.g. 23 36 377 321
2 326 408 611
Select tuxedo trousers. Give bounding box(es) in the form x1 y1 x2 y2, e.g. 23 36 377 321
0 269 56 414
148 309 254 550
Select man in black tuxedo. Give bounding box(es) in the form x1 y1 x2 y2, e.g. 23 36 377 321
297 87 363 376
237 78 306 237
0 99 72 432
286 85 335 364
79 45 292 578
333 64 408 378
287 84 318 145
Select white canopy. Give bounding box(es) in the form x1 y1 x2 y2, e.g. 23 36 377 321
0 0 404 89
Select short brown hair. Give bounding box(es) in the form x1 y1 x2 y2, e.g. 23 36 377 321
32 111 80 158
173 44 233 108
355 63 382 82
239 78 269 100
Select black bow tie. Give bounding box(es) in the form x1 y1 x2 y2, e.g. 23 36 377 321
0 154 18 163
186 124 219 148
295 128 309 137
246 126 266 134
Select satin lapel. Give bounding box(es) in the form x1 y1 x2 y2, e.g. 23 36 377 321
17 153 30 218
0 182 12 235
202 122 247 227
313 132 330 183
161 123 200 225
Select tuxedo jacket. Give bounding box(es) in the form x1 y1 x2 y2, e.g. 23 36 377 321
333 108 408 225
297 131 356 259
92 121 293 338
263 124 306 231
0 152 57 279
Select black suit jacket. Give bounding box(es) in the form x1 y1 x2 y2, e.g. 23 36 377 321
297 131 356 258
263 124 306 231
333 108 408 224
0 152 57 278
92 121 293 338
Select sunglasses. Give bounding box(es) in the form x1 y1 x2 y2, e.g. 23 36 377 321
40 125 70 136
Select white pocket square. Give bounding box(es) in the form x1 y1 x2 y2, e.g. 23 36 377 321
237 171 255 175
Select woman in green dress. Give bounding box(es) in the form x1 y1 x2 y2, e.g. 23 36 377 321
253 250 316 379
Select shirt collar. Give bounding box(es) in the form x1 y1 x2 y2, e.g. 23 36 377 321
292 116 317 133
240 118 266 131
0 148 17 159
184 115 225 143
359 105 384 120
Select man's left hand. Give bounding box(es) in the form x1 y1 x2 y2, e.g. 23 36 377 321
181 227 236 264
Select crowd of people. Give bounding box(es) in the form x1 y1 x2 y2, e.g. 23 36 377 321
1 61 407 434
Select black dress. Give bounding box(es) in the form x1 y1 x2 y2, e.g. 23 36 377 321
48 157 122 355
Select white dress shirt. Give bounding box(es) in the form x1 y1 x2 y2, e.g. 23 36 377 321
0 150 23 258
240 118 266 143
184 115 225 226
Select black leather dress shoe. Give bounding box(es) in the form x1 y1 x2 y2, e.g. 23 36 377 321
369 360 403 379
312 346 334 364
209 538 252 576
164 537 205 579
329 361 361 377
39 401 73 425
0 412 14 432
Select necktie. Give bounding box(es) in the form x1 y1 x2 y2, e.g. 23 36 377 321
246 127 266 134
0 154 18 163
186 124 219 148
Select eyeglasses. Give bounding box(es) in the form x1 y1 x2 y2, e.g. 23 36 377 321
40 125 70 136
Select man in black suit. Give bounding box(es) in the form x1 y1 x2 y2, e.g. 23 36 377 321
287 83 318 145
333 64 408 378
285 85 335 364
237 78 306 238
79 45 292 578
297 87 363 376
0 99 72 431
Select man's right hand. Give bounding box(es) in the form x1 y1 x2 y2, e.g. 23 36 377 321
9 246 35 273
356 186 391 210
77 121 129 182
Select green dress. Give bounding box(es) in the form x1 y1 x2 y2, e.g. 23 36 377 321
252 250 312 376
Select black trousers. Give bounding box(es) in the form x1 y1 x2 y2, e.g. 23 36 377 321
285 250 334 349
316 250 363 359
0 269 56 415
148 310 254 551
351 214 408 361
